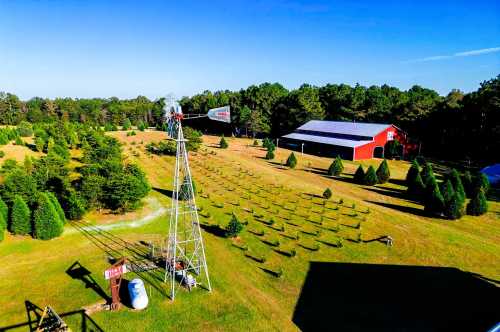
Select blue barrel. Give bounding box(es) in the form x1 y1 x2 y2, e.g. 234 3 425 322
128 278 148 310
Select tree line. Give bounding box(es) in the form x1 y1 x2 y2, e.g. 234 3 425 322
1 75 498 162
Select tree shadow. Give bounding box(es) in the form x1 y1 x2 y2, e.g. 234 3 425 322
199 223 226 237
363 187 416 202
66 261 110 303
152 187 173 198
365 200 429 218
388 178 407 186
0 300 104 332
293 262 500 332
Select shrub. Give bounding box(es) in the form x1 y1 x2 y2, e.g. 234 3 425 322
405 159 420 186
10 195 31 235
441 180 455 204
466 189 488 216
323 188 332 199
179 177 196 200
286 152 297 169
34 193 64 240
63 189 86 220
137 121 146 131
0 151 4 158
14 136 23 146
122 118 132 130
472 173 490 196
47 192 66 224
17 121 33 137
35 137 45 152
353 165 365 183
328 156 344 176
225 213 244 238
253 139 259 146
424 181 444 216
219 135 228 149
376 159 390 183
444 191 464 220
421 162 434 187
0 198 8 226
262 138 272 149
265 149 274 160
363 166 378 185
448 169 466 202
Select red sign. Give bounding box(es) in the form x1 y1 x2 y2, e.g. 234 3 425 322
104 264 127 280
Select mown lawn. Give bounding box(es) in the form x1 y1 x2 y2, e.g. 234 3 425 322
0 132 498 331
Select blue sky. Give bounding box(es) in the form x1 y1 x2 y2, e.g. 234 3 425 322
0 0 499 99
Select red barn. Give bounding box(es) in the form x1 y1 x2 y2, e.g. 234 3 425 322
281 120 415 160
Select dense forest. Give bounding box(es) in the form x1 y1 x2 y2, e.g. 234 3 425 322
1 75 498 163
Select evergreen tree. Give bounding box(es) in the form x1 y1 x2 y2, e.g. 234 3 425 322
0 197 8 227
472 173 490 196
424 181 444 216
286 152 297 169
376 159 390 183
466 189 488 216
421 162 434 187
328 156 344 176
364 165 378 185
10 195 31 235
179 177 196 200
219 135 228 149
253 139 259 146
225 213 244 238
408 172 426 199
405 159 420 186
35 137 44 152
323 188 332 199
137 121 146 131
461 170 473 197
441 180 455 204
0 216 5 242
63 189 86 220
353 165 365 184
448 169 466 202
34 193 63 240
265 149 274 160
122 118 132 130
46 137 55 153
444 191 464 220
47 192 66 224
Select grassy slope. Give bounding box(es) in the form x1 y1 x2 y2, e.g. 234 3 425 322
0 131 498 331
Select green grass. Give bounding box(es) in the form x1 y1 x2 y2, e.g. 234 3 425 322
0 133 499 331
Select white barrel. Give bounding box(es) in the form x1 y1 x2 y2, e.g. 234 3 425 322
128 278 149 310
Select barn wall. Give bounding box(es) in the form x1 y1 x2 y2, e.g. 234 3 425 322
354 126 398 160
281 138 354 160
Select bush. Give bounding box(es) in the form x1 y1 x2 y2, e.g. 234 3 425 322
262 138 272 149
0 198 8 226
14 136 23 146
137 121 146 131
253 139 259 146
17 121 33 137
448 169 466 202
376 159 390 183
219 135 228 149
104 123 114 132
472 173 490 196
466 189 488 216
441 180 455 204
286 152 297 169
353 165 365 183
323 188 332 199
405 159 420 186
265 149 274 160
35 137 45 152
363 166 378 185
63 189 86 220
421 162 434 187
444 191 464 220
0 151 4 158
10 195 31 235
34 193 64 240
225 213 244 238
122 118 132 130
179 176 196 201
184 127 203 151
47 192 66 224
328 156 344 176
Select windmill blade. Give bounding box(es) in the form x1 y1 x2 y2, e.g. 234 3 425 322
207 106 230 123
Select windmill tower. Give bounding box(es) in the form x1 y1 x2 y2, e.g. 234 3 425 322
163 98 230 300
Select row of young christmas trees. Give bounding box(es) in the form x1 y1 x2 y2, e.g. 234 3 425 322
405 160 489 219
0 193 66 242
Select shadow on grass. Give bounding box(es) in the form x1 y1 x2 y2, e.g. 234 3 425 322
66 261 110 303
363 187 416 202
152 187 173 198
199 223 226 237
388 178 407 186
365 200 429 218
0 300 104 332
293 262 500 332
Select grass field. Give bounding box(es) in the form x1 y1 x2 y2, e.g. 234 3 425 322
0 131 498 331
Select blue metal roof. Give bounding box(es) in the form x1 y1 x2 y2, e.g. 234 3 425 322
296 120 391 138
282 132 371 148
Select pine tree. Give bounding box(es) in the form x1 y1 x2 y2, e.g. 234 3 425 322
472 173 490 196
10 195 31 235
448 169 465 202
407 172 426 198
328 156 344 176
421 163 434 187
265 149 274 160
444 192 464 220
376 159 390 183
47 192 66 224
225 213 244 238
461 170 473 197
122 118 132 130
219 135 228 149
364 166 378 186
0 197 8 228
353 165 365 184
441 180 455 204
466 189 488 216
286 152 297 169
323 188 332 199
405 159 420 186
0 216 5 242
34 193 63 240
424 181 444 216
